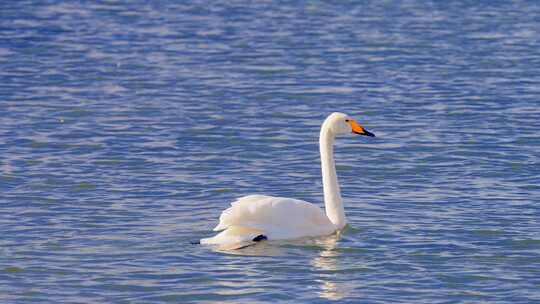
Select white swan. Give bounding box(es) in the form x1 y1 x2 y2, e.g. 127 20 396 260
200 112 375 246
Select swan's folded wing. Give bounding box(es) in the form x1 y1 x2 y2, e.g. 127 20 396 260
212 195 333 238
213 195 274 231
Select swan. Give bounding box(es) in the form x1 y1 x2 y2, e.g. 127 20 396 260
200 112 375 246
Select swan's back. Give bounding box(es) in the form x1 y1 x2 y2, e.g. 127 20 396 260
200 195 335 245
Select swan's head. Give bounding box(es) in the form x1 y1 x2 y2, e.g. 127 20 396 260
325 112 375 137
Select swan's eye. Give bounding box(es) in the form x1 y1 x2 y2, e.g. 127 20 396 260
345 119 350 123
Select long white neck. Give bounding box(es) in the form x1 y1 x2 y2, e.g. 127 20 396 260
319 124 346 229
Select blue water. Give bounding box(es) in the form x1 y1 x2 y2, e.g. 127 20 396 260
1 1 540 303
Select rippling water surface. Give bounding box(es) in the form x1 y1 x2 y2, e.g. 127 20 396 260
1 1 540 303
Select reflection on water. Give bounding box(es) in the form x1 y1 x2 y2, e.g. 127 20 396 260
212 231 354 300
215 239 285 256
217 232 355 300
311 232 354 301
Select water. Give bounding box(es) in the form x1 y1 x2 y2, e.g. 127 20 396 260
1 1 539 303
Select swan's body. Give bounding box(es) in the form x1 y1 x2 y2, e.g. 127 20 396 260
202 195 336 244
201 112 374 246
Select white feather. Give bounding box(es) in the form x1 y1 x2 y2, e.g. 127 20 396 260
200 195 335 244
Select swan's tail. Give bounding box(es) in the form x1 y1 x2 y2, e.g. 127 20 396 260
200 225 266 248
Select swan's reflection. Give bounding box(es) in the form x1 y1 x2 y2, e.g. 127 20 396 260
210 231 353 300
311 232 352 301
214 239 285 256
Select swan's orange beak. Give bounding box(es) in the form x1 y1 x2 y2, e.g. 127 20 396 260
349 120 375 137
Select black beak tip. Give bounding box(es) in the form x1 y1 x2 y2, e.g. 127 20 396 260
364 130 375 137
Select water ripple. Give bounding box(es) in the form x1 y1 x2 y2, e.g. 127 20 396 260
1 0 540 303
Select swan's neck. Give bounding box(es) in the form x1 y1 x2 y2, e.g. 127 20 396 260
320 126 346 229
